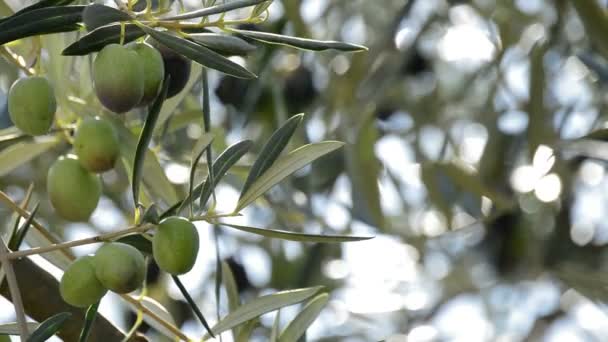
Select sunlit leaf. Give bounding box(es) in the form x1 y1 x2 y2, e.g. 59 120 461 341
0 140 58 177
232 29 368 52
220 223 373 243
162 0 267 20
240 113 303 198
210 286 323 335
62 23 144 55
141 26 256 79
222 261 240 312
278 293 329 342
251 0 273 17
28 312 71 342
133 75 170 205
189 33 256 56
0 322 38 336
236 141 345 212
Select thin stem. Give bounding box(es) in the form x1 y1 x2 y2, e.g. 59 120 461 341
0 47 35 75
190 212 241 222
0 240 28 340
7 223 154 260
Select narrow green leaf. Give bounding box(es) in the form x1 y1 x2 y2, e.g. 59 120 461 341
222 261 240 312
141 204 160 224
82 4 132 31
0 6 84 46
182 133 214 214
133 75 170 205
240 113 304 199
124 296 179 340
78 302 99 342
162 0 267 20
270 310 280 342
13 0 75 14
115 234 153 255
141 26 256 79
235 319 258 342
278 293 329 342
200 140 253 209
62 23 144 55
570 0 608 60
0 140 58 177
189 33 256 56
27 312 71 342
9 202 39 251
0 322 39 336
220 223 373 243
171 275 215 338
232 29 368 52
236 141 345 212
251 0 273 17
210 286 323 335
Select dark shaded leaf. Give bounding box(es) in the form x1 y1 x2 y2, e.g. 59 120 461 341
171 276 215 338
0 0 74 25
141 204 160 224
63 23 144 55
82 4 132 31
190 33 256 56
232 29 368 52
115 234 153 255
78 302 99 342
200 140 253 209
181 133 213 214
240 113 303 199
141 26 256 79
133 75 171 205
0 6 84 46
220 223 374 243
9 202 39 251
162 0 267 20
27 312 71 342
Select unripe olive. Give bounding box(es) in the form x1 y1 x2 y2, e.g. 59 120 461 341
47 155 101 221
93 44 144 113
8 76 56 135
73 117 120 173
94 242 145 293
148 40 191 98
131 43 165 106
153 216 199 275
60 256 107 308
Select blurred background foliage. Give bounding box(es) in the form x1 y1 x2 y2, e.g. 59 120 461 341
4 0 608 341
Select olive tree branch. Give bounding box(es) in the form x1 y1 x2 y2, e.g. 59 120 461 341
6 223 155 260
0 239 28 340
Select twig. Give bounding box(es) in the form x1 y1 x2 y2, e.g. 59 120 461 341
7 223 154 260
0 239 28 340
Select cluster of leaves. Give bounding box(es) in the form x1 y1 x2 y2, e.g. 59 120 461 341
0 0 370 341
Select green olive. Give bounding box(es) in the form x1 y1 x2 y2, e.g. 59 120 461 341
131 43 165 106
47 155 101 221
8 76 56 135
93 44 144 113
94 242 145 293
153 216 199 275
73 117 120 173
60 255 107 308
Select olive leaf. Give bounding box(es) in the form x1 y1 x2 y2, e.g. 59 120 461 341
8 202 39 250
251 1 273 17
189 33 256 56
171 276 214 337
220 223 374 243
278 293 329 342
161 0 267 20
231 29 368 52
63 23 144 55
81 4 132 31
78 302 99 342
183 133 214 215
27 312 72 342
141 26 256 79
0 0 75 25
0 5 84 46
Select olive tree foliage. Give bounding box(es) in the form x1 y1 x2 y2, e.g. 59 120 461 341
0 0 371 341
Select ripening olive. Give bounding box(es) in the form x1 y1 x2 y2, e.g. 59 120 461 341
131 43 165 106
60 255 107 308
148 40 191 98
93 44 144 113
153 216 199 275
94 242 145 293
73 117 120 173
47 155 101 221
8 76 56 135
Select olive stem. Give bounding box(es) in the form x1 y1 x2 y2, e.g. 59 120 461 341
0 47 35 75
190 212 242 222
0 239 29 340
6 223 155 260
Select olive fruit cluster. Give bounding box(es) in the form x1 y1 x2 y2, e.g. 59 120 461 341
92 42 191 113
60 242 145 307
153 216 199 275
47 117 119 221
7 76 56 136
